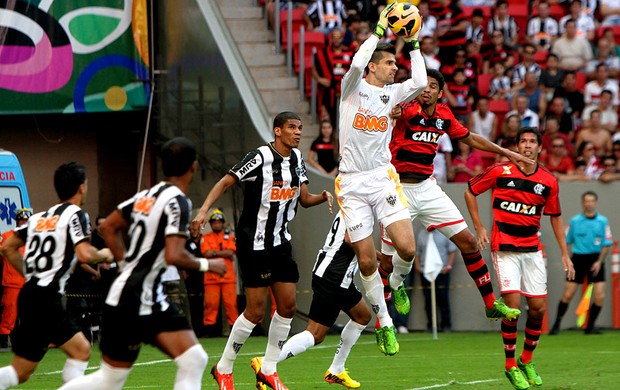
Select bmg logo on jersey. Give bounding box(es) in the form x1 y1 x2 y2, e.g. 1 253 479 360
35 215 58 232
270 186 298 201
352 113 388 132
133 196 155 215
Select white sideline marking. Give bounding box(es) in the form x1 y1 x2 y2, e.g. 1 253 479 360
406 379 499 389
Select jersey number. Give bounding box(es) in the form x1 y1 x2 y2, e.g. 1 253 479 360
125 220 146 262
25 236 56 274
327 215 341 247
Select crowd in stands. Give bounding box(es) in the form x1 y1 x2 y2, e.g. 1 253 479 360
266 0 620 182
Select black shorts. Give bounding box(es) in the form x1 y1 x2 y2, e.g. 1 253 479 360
100 301 191 362
13 281 81 362
569 253 606 283
237 241 300 287
308 275 363 327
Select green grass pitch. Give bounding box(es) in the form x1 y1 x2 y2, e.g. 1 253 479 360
1 330 618 389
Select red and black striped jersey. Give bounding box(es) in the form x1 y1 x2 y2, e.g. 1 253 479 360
468 162 561 252
390 101 469 180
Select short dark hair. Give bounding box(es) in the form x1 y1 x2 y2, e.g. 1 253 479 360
161 137 197 177
472 8 484 17
517 126 542 145
582 190 598 201
370 42 396 65
426 68 445 91
273 111 301 131
54 162 86 201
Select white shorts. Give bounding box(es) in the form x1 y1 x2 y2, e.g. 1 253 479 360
335 165 409 243
380 177 467 254
492 250 547 297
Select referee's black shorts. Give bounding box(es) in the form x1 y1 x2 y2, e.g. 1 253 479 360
309 275 363 327
12 281 81 362
570 253 606 283
237 241 299 287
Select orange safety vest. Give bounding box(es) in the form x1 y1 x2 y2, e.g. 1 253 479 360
200 231 236 284
0 231 25 288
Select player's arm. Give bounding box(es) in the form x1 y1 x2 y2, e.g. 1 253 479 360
397 28 427 103
464 187 490 250
0 233 25 276
99 209 129 262
165 235 226 276
193 173 237 231
74 242 114 264
462 132 535 165
550 215 575 280
299 183 333 213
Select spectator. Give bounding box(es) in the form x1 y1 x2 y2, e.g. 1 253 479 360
613 140 620 163
584 63 620 109
440 47 477 85
526 1 559 51
598 155 620 182
465 39 483 77
539 53 565 99
465 8 485 45
496 114 522 146
307 119 339 176
417 1 437 39
489 61 512 101
349 24 371 52
575 110 613 156
468 97 498 141
559 0 596 41
582 90 619 132
420 36 441 70
313 28 353 121
415 229 457 333
443 68 474 124
449 143 483 182
600 0 620 26
432 134 453 185
540 135 576 179
0 209 30 352
201 209 239 338
487 0 519 48
552 18 593 72
432 0 468 64
514 72 547 118
541 116 573 157
552 71 585 119
512 44 542 89
586 39 620 79
507 94 541 129
342 14 361 47
305 0 348 34
575 140 603 179
482 29 518 75
545 96 575 138
601 27 620 57
550 191 612 335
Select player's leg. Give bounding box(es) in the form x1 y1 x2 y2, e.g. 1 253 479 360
279 320 329 363
58 356 133 390
384 218 416 316
156 330 207 390
58 332 91 383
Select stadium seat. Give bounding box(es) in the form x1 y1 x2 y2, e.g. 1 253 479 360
280 8 306 47
575 71 587 91
489 100 510 129
533 50 549 67
292 31 325 73
477 73 493 98
597 25 620 40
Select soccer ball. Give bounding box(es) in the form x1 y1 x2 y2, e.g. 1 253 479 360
387 3 422 39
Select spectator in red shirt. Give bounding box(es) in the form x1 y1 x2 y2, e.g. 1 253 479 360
449 142 483 182
541 116 573 157
540 136 576 179
444 68 475 124
482 29 517 75
432 0 468 64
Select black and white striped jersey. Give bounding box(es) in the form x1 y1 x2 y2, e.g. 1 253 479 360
105 182 191 316
15 203 91 294
312 213 358 289
230 143 308 251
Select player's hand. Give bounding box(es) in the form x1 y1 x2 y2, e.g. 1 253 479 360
475 226 490 251
207 259 227 276
505 149 535 166
191 213 207 233
322 190 334 214
375 2 396 38
404 20 423 43
590 260 601 277
390 105 402 126
564 255 575 280
98 248 114 263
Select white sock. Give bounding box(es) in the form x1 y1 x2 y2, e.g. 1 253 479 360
217 313 256 374
360 270 393 328
328 320 366 374
261 311 292 375
58 362 131 390
0 365 18 390
174 344 208 390
278 330 315 362
62 358 89 383
389 253 414 289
